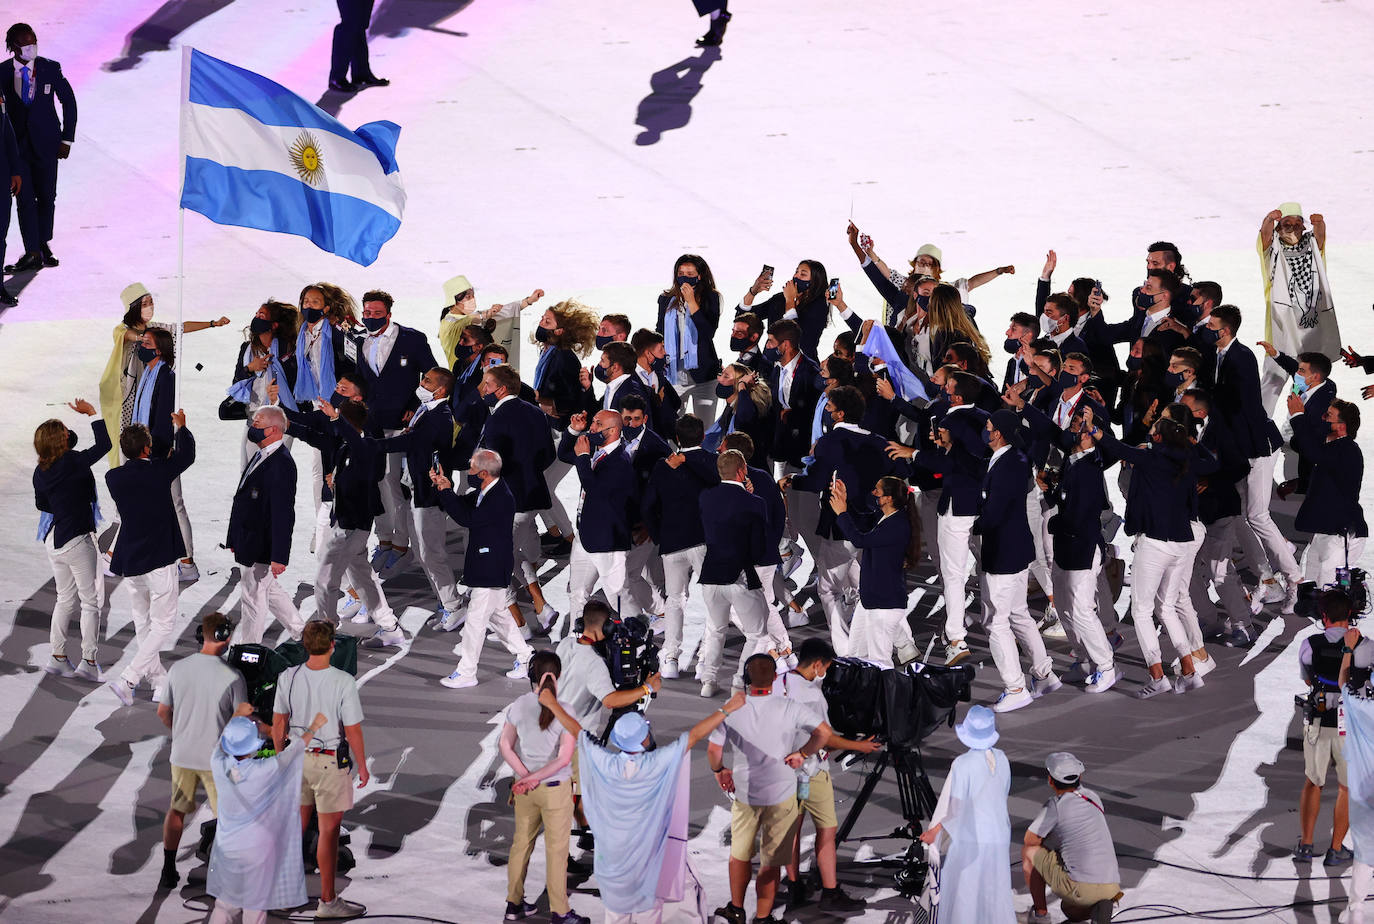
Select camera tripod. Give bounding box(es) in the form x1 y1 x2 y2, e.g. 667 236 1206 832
832 745 939 896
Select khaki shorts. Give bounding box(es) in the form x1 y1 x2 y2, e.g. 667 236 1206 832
169 765 218 815
800 771 838 829
1031 847 1120 909
571 748 580 795
301 751 355 814
730 797 801 866
1304 721 1348 787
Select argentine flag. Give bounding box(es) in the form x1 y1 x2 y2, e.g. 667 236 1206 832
179 48 404 266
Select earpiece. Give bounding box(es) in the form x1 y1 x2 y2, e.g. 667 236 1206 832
195 617 236 645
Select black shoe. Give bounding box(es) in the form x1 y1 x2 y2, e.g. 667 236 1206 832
40 246 58 267
576 829 595 851
354 74 390 88
504 900 538 921
781 877 813 907
1293 841 1314 862
818 886 865 912
158 866 180 890
695 11 731 47
328 78 358 92
0 286 15 307
4 252 43 273
712 903 746 924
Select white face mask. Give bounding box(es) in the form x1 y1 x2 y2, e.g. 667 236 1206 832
415 384 434 403
18 44 36 63
140 305 155 323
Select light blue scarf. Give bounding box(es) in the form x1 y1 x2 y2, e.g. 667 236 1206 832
292 322 337 403
534 345 556 392
133 361 163 427
227 340 299 411
702 401 738 452
662 299 699 383
861 324 929 402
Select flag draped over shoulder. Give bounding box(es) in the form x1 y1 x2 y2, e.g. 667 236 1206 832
179 48 405 266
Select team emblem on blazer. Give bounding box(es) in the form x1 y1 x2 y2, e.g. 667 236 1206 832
288 131 325 186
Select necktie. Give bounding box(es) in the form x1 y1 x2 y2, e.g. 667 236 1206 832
239 451 263 491
21 65 31 105
591 449 604 468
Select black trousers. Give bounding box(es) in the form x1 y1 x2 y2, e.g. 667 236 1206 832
14 148 58 251
330 0 375 83
1 185 10 271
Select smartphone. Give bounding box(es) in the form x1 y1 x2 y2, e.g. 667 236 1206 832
762 264 774 279
827 277 840 300
859 233 873 252
431 451 442 471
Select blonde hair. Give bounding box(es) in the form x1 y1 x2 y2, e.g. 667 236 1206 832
726 362 772 416
34 419 69 471
539 299 600 358
928 284 989 365
300 282 359 328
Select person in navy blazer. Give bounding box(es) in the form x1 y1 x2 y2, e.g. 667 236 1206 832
738 259 831 359
2 24 76 273
556 409 636 638
975 410 1060 712
1260 343 1336 496
832 475 917 668
431 450 535 688
0 101 20 305
619 394 672 621
105 410 196 704
580 341 653 418
696 450 771 696
656 254 723 413
226 406 305 645
33 399 111 678
1207 305 1302 610
764 319 824 469
1082 269 1186 358
1290 397 1368 587
354 291 438 564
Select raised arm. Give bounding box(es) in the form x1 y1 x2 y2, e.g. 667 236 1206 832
687 690 747 748
965 265 1015 292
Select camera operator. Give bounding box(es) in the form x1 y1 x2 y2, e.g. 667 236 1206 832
1294 590 1367 865
272 620 368 920
707 653 829 924
156 612 249 890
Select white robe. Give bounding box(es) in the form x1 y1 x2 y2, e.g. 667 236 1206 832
207 744 308 912
1343 691 1374 865
1258 229 1339 410
927 747 1015 924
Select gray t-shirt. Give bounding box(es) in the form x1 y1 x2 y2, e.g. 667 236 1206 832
504 692 573 783
709 694 819 807
163 653 248 771
273 664 363 751
554 636 616 733
1029 786 1120 885
775 671 830 774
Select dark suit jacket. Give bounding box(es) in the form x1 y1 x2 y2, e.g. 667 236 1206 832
643 447 720 555
791 424 897 540
836 510 910 610
909 406 989 516
478 396 556 512
437 479 517 587
766 355 824 466
134 362 177 457
226 445 296 566
975 448 1035 574
699 482 767 587
745 291 828 359
106 428 196 575
582 374 653 419
0 106 19 184
1044 449 1109 571
1213 342 1282 460
625 429 672 514
558 435 636 553
657 290 722 384
534 347 584 421
1082 309 1185 357
33 420 112 549
1195 414 1247 524
0 57 77 159
747 462 787 566
355 324 437 431
1292 415 1368 538
377 401 454 508
292 418 386 532
1096 432 1200 542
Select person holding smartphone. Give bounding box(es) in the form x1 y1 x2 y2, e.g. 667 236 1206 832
738 260 831 360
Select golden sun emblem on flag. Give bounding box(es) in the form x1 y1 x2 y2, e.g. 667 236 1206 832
288 131 325 186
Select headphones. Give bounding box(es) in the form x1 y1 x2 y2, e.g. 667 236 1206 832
195 616 236 645
741 653 773 690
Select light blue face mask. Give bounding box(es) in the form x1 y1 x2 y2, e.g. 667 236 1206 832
1293 373 1309 395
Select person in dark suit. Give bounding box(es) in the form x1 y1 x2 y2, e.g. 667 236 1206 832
764 319 824 472
1290 398 1367 587
1001 312 1040 390
1259 343 1336 497
629 328 683 436
531 300 599 554
1082 269 1186 361
226 299 300 467
657 254 723 419
328 0 388 92
2 23 76 274
1208 305 1302 611
729 312 769 376
556 409 636 638
105 410 196 704
354 290 437 568
704 361 772 456
431 450 536 689
723 431 807 636
580 340 652 418
619 394 671 622
33 398 110 680
832 475 918 668
697 450 770 697
0 101 19 305
738 260 830 359
226 406 305 645
644 415 720 678
476 362 560 633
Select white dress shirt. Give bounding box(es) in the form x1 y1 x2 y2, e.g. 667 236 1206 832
365 321 401 374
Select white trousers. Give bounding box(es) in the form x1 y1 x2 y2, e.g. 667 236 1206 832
209 902 268 924
375 436 411 547
1171 522 1208 653
46 531 101 661
1241 452 1301 582
624 538 666 616
1305 533 1368 587
661 545 706 662
1193 516 1254 631
1052 550 1113 672
981 570 1052 691
1129 536 1193 669
1027 489 1053 603
170 475 193 561
700 575 769 686
846 606 909 668
542 456 575 538
513 510 543 586
938 513 978 643
314 525 396 630
568 540 628 620
456 586 533 674
237 562 305 645
412 504 462 613
813 536 858 653
754 564 794 653
120 563 179 687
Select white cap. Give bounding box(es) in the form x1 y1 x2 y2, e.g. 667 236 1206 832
1278 202 1303 218
1046 751 1085 784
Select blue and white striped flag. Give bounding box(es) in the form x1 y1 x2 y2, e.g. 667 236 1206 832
179 48 405 266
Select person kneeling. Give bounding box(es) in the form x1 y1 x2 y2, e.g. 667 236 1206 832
1022 752 1122 924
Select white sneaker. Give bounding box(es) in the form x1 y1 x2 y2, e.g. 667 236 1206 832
362 627 404 648
536 605 558 636
316 896 367 919
660 658 680 680
43 656 75 678
101 551 115 577
1261 578 1285 603
1136 676 1173 699
1062 660 1091 684
108 679 137 706
505 657 530 680
369 546 392 570
151 685 166 704
378 547 410 575
1085 667 1118 693
1027 910 1053 924
1173 671 1204 694
177 560 200 583
780 540 804 580
1029 671 1063 698
440 669 477 689
437 608 465 632
993 687 1033 713
1193 653 1217 677
944 640 970 666
73 660 103 683
700 681 719 698
339 595 365 622
649 614 665 635
1282 580 1299 616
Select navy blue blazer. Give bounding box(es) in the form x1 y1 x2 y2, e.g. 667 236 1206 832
643 447 720 555
1213 342 1282 460
657 290 722 384
734 347 770 378
0 106 19 187
699 482 768 587
558 434 637 552
766 356 824 466
478 396 556 512
1292 414 1368 538
1082 309 1184 357
836 510 910 610
1044 449 1109 571
106 428 196 575
33 420 112 549
791 424 897 540
298 418 386 532
437 479 517 588
133 362 177 457
377 401 454 508
975 448 1035 574
625 428 672 504
582 374 654 419
909 406 989 516
1096 432 1198 542
354 324 438 431
534 347 584 421
1195 414 1247 525
1275 355 1336 476
226 445 296 566
0 58 77 160
746 462 787 566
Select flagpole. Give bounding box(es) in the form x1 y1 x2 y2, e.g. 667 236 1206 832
175 45 191 413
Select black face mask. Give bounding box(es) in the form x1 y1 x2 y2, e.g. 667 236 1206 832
482 391 499 407
1194 326 1220 347
594 364 610 383
729 335 752 352
1134 290 1156 311
67 429 79 450
1058 371 1080 391
1125 355 1142 372
715 382 734 398
250 317 274 335
303 307 324 324
246 425 268 444
136 345 159 363
675 275 699 288
329 390 347 406
594 334 614 349
1163 370 1185 389
534 326 552 343
650 357 666 375
915 294 930 310
762 346 781 364
362 315 387 333
1003 338 1021 355
453 344 473 366
791 277 811 292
